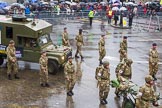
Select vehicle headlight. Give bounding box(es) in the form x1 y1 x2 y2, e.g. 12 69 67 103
61 56 65 60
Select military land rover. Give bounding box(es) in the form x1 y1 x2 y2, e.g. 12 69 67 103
0 15 72 74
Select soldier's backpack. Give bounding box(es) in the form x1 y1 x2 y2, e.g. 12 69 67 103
95 66 102 80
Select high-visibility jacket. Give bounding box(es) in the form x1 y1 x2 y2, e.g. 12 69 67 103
108 10 113 16
88 10 94 18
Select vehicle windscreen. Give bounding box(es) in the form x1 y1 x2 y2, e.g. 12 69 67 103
38 34 51 46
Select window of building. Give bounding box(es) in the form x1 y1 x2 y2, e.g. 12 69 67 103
6 27 13 38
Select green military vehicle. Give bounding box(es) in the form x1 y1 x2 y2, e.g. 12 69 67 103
0 15 72 74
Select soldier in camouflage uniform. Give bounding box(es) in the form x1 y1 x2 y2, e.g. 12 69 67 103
64 56 76 96
39 51 49 87
121 59 133 80
98 34 106 65
62 27 70 47
114 62 124 97
75 29 84 61
119 36 127 62
149 43 159 81
136 75 159 108
6 40 20 80
97 61 110 105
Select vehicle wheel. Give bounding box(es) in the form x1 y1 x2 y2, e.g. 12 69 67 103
48 60 59 75
0 58 4 66
122 98 135 108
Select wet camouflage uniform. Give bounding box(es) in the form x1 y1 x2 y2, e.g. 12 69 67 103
97 61 110 104
64 57 75 96
136 75 158 108
98 35 106 65
6 40 19 79
149 43 159 80
75 29 84 60
121 59 133 80
62 28 70 47
39 52 49 86
119 36 127 62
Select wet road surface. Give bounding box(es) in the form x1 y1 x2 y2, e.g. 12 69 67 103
0 18 162 108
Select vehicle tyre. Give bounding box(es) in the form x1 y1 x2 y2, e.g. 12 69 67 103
48 60 59 75
122 98 135 108
0 58 4 66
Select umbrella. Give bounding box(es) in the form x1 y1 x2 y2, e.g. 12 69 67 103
3 5 11 10
145 2 151 5
100 2 106 5
112 3 120 6
65 1 72 5
112 6 119 11
119 6 127 11
11 3 20 6
42 2 49 5
127 2 134 5
79 2 86 5
71 2 77 5
19 4 25 9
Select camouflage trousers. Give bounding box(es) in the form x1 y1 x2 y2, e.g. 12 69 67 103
99 81 110 101
75 45 82 57
7 61 18 75
99 49 106 61
149 62 158 76
120 54 125 62
136 98 150 108
40 69 48 84
66 74 76 92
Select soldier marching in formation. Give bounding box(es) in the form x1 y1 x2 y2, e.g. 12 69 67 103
39 51 50 87
149 43 159 81
98 34 106 65
62 27 70 47
136 75 159 108
119 36 127 62
96 61 110 105
6 40 20 80
75 29 84 61
64 56 76 96
4 24 160 107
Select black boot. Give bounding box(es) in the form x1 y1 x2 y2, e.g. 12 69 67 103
40 83 44 87
14 74 20 79
75 55 79 58
8 74 12 80
70 91 74 95
100 100 106 105
104 99 108 104
81 56 84 61
99 60 102 65
67 91 72 96
45 83 50 87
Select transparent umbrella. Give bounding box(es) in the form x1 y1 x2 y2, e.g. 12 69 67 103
112 6 119 11
119 6 127 11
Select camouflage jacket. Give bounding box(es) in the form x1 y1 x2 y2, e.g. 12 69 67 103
98 38 105 52
120 41 127 52
39 56 48 70
75 34 84 46
6 46 16 62
62 32 69 44
139 83 156 101
98 66 110 84
64 61 75 76
149 48 159 63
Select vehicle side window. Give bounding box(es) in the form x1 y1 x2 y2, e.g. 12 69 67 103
6 27 13 38
25 38 37 48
